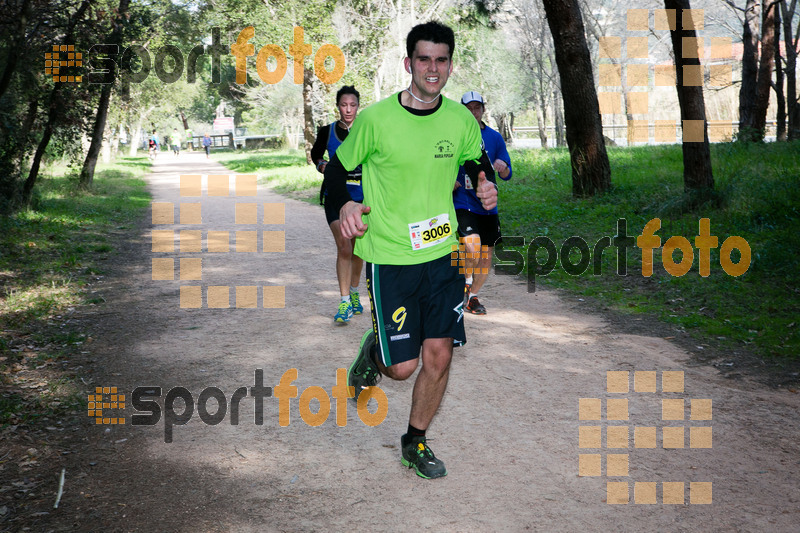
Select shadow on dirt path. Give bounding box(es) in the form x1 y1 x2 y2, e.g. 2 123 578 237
22 152 800 532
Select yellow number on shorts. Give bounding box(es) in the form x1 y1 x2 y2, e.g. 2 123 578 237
392 307 407 331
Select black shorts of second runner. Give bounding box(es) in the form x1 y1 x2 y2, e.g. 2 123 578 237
366 253 466 367
456 209 502 247
324 199 363 226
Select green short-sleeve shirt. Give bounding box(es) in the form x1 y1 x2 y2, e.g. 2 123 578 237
335 93 483 265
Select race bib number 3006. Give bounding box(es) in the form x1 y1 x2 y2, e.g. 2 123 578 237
408 213 452 251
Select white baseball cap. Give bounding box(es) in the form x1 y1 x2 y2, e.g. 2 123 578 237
461 91 485 105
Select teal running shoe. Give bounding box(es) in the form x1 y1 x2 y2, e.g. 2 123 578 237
350 291 364 315
334 300 353 323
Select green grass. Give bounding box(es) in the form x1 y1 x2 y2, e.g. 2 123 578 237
501 141 800 360
0 157 151 426
215 149 321 203
212 144 799 361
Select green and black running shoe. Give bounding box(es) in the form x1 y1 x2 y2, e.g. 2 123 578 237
348 329 381 401
401 436 447 479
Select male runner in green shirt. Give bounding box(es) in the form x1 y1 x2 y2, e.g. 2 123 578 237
324 21 498 479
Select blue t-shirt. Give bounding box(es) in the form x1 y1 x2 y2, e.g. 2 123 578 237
325 122 363 202
453 124 512 215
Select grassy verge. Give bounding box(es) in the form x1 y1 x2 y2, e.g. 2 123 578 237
214 149 321 203
212 143 798 361
502 141 799 360
0 157 151 426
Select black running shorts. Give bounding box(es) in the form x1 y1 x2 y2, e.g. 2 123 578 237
366 253 466 367
455 209 502 247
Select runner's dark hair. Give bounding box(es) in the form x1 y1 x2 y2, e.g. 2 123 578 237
336 85 360 105
406 21 455 59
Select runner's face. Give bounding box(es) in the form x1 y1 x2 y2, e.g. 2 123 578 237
465 101 484 123
406 40 452 100
337 95 359 126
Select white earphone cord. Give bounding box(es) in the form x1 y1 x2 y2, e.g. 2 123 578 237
405 84 440 105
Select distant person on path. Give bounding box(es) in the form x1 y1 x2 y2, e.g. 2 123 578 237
202 132 212 159
312 85 364 323
454 91 512 315
171 128 181 156
186 128 193 151
325 22 497 479
148 130 160 160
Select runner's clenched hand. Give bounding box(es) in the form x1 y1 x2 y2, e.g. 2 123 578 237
476 173 497 211
340 201 370 238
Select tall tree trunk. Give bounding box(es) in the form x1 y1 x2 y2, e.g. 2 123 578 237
0 0 32 100
180 111 189 130
535 60 548 147
739 0 761 141
302 67 315 164
753 0 778 138
80 0 129 189
541 0 611 196
775 5 787 140
622 63 635 146
553 85 566 147
782 0 800 139
23 98 59 203
536 107 548 148
21 0 93 205
665 0 714 191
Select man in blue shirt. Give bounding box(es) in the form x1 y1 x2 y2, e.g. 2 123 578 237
453 91 512 314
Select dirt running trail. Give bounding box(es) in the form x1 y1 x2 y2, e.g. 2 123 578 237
56 153 800 531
